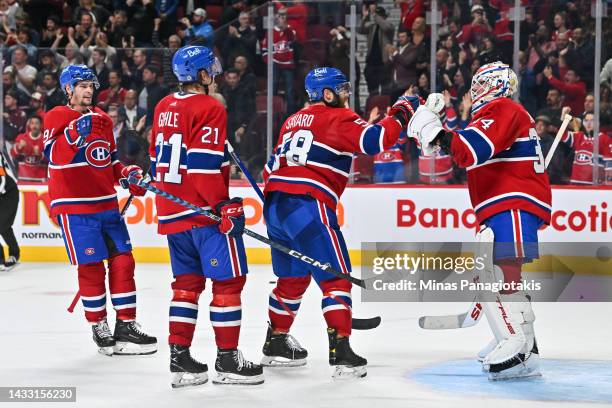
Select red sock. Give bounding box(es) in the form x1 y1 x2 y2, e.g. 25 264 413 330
210 276 245 350
169 274 204 347
78 261 107 324
319 278 352 337
498 258 523 294
108 252 137 321
268 276 311 333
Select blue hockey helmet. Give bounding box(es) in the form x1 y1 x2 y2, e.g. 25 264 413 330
59 64 99 96
304 67 351 102
172 45 223 83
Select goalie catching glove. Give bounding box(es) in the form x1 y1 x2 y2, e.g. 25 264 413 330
64 113 109 148
119 165 148 196
407 104 447 156
216 198 246 237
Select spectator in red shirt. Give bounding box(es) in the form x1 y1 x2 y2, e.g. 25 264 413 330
261 9 297 114
551 11 572 42
97 70 126 110
274 0 307 44
543 65 586 115
398 0 424 32
457 4 491 51
10 116 47 182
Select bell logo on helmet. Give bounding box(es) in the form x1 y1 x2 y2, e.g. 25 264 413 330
186 48 202 57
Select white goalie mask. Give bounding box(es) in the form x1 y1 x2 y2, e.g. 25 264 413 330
470 62 518 112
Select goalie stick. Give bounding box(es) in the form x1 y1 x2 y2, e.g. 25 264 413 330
226 142 381 330
418 113 573 330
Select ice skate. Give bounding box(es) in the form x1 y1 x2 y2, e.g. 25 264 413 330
261 323 308 367
170 344 209 388
328 328 367 380
113 320 157 355
213 349 264 385
92 319 115 356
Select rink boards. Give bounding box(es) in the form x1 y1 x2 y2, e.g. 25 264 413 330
10 183 612 263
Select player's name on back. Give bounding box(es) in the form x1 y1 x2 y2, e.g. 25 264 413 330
285 113 314 130
157 111 180 128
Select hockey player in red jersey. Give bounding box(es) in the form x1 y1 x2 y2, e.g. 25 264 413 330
261 67 417 379
150 45 263 388
409 62 549 380
43 65 157 356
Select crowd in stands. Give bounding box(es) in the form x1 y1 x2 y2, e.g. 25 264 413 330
0 0 610 186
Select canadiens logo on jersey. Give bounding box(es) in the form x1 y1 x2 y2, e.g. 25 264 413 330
575 151 593 164
85 248 95 255
85 140 111 168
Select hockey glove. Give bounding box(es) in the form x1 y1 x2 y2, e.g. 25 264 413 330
216 198 245 237
64 113 108 147
407 105 446 156
425 93 445 114
388 95 420 127
120 165 148 196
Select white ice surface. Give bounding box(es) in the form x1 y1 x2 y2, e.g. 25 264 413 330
1 263 612 408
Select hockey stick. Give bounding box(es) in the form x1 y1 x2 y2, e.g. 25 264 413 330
418 117 572 330
545 114 572 169
129 175 367 288
226 142 381 330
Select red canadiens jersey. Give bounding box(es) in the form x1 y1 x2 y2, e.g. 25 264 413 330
448 97 552 224
11 132 48 181
264 104 403 209
150 92 231 235
43 106 123 216
561 131 611 185
605 136 612 185
261 26 296 69
418 153 453 184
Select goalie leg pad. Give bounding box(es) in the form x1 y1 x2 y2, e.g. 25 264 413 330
483 292 540 379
